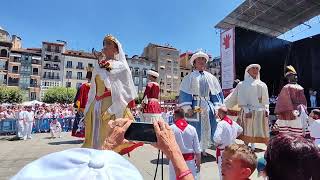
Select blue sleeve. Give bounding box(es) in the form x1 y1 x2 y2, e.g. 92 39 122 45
179 90 193 106
210 91 224 105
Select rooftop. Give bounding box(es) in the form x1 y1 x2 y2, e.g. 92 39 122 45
63 50 96 59
215 0 320 37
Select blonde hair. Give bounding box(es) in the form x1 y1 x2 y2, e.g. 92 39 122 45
224 144 257 173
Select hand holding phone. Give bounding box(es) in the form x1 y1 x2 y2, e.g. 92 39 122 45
124 122 157 143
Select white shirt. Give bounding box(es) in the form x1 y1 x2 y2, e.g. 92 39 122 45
25 111 34 122
50 121 62 131
213 118 243 149
170 124 201 154
309 120 320 138
18 111 27 120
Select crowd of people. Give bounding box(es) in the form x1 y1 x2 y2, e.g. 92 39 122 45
7 35 320 180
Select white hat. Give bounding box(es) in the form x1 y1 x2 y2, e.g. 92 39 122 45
12 148 143 180
147 69 159 78
189 51 209 66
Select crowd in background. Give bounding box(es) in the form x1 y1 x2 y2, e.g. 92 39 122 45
0 103 75 121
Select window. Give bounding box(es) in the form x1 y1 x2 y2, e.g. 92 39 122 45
54 56 59 61
77 62 83 69
143 69 147 76
88 63 93 67
142 78 147 86
12 66 19 73
134 68 139 76
66 61 72 68
77 72 82 80
66 82 71 87
47 45 51 52
32 68 39 75
30 92 36 100
55 46 60 53
134 77 139 85
66 71 72 79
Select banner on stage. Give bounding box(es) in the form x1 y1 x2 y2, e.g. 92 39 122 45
221 28 235 90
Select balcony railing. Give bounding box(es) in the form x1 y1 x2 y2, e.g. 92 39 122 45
76 66 84 69
43 66 60 71
32 72 40 76
8 82 19 86
43 76 60 80
29 84 40 88
32 60 41 64
65 66 73 68
10 59 21 63
44 58 61 62
46 49 61 53
10 70 19 74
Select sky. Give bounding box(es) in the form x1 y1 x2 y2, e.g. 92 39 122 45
1 0 319 57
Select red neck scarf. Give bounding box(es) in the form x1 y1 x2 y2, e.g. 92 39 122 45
223 116 233 125
175 118 188 131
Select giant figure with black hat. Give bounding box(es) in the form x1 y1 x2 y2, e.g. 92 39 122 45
275 65 308 136
179 51 224 156
71 66 93 138
140 69 162 122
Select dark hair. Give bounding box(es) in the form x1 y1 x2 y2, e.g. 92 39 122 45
174 108 185 119
86 71 92 79
265 133 320 180
312 109 320 117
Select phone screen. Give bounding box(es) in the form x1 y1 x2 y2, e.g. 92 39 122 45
124 122 157 143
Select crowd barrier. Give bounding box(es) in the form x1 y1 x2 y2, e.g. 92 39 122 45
0 117 75 135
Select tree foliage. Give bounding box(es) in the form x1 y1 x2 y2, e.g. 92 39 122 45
0 86 23 103
43 87 77 104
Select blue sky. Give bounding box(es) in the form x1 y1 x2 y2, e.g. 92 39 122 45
1 0 319 57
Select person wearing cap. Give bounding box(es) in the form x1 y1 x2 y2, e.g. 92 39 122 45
82 35 141 154
71 66 93 138
213 106 243 179
274 65 307 136
140 69 162 123
179 51 224 156
12 118 195 180
225 64 270 150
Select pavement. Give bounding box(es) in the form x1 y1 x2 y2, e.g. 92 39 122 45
0 132 266 180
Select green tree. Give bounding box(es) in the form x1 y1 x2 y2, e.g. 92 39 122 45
0 86 23 103
43 87 77 104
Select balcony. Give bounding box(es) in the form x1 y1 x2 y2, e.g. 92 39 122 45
65 66 73 69
43 75 60 80
76 66 84 69
32 72 40 76
46 49 61 53
8 82 19 86
44 58 61 62
43 66 60 71
31 59 41 65
10 70 19 74
29 84 40 88
9 58 21 64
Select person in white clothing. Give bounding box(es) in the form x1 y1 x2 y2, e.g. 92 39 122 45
23 106 35 140
50 118 62 138
308 109 320 147
17 106 27 139
214 106 243 180
169 108 201 180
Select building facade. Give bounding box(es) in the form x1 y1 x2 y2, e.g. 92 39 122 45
127 55 156 94
207 56 221 82
40 42 66 98
0 27 12 85
9 49 42 100
142 43 180 95
63 50 96 89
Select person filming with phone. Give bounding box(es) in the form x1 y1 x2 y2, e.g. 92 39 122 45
12 118 195 180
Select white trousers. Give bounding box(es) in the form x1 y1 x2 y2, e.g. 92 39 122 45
169 160 197 180
23 121 33 138
17 120 25 138
50 128 62 138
